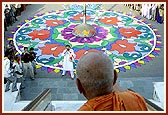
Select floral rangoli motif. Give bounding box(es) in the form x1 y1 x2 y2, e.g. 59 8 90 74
10 4 162 73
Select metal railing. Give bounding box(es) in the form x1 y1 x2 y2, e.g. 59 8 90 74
128 89 164 111
22 88 52 111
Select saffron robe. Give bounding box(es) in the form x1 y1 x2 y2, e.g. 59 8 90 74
78 90 147 111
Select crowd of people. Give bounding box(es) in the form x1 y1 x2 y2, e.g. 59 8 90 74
3 4 27 31
124 4 164 24
4 40 36 92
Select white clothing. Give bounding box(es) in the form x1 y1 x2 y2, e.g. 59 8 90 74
152 4 157 10
62 49 76 71
13 62 23 78
62 49 76 78
16 4 21 8
23 62 34 79
141 4 148 17
146 4 152 19
151 4 157 20
4 57 12 78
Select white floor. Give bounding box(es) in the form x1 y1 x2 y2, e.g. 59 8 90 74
3 83 23 111
52 101 86 111
3 82 164 111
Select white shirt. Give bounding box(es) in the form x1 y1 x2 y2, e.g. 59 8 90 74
152 4 157 10
4 57 12 78
62 49 76 71
13 61 23 78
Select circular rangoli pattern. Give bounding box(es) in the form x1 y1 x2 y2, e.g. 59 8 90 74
9 4 162 73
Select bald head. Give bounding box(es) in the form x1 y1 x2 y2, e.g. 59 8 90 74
76 52 114 98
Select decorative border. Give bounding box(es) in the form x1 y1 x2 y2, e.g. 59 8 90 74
8 10 163 74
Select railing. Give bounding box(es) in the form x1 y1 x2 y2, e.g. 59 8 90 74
128 89 164 111
22 88 52 111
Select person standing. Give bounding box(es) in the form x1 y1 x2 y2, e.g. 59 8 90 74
156 4 164 24
13 55 25 89
4 4 12 26
6 40 16 62
10 4 18 22
151 4 157 21
61 45 76 80
29 47 37 75
4 51 18 92
16 3 21 16
146 4 152 20
21 47 35 80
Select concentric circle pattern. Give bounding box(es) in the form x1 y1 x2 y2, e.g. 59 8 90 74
11 4 162 73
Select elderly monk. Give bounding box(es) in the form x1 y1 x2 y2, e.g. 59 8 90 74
76 52 147 111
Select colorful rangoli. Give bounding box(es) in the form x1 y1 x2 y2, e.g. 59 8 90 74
9 4 162 73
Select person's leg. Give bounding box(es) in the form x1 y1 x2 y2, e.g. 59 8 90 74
14 12 18 21
12 77 18 92
20 77 25 89
4 78 7 84
4 19 8 31
23 63 28 81
5 78 11 92
32 61 36 74
6 16 11 26
70 71 75 79
28 62 35 80
153 9 156 21
62 70 66 76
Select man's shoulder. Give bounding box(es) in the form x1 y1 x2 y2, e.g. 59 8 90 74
119 90 147 110
117 90 144 100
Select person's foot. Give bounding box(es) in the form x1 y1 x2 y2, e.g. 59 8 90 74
20 86 25 89
34 72 37 75
5 89 10 92
12 89 18 92
61 74 64 77
31 77 35 80
71 77 74 80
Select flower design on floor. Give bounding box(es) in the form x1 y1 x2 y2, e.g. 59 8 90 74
119 28 142 38
40 44 65 57
72 14 91 21
28 29 50 40
111 39 136 54
99 17 121 25
61 24 108 43
46 20 65 26
11 4 162 73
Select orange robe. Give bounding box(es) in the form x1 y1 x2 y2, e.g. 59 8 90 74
78 90 147 111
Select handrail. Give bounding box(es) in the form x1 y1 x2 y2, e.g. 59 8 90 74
128 89 164 111
144 98 164 111
22 88 51 111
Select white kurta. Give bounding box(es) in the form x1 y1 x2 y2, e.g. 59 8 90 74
146 4 152 19
62 49 76 71
4 57 12 78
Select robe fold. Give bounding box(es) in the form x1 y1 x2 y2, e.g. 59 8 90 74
78 90 147 111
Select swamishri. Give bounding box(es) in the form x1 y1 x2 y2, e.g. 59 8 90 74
76 52 147 111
